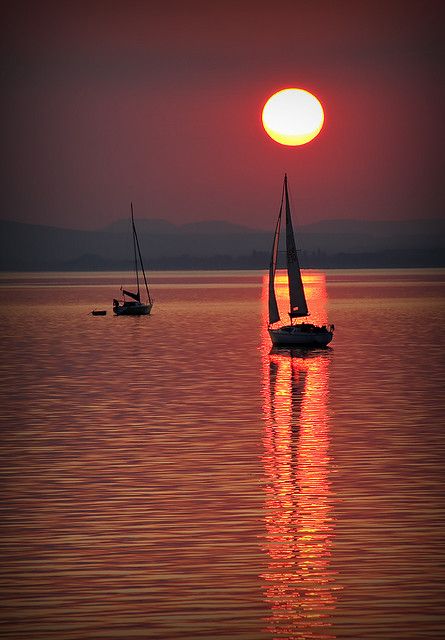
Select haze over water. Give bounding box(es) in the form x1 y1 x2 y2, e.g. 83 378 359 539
1 269 444 639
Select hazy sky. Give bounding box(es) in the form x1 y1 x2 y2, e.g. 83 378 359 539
2 1 443 230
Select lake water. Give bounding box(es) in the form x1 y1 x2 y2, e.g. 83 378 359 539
1 269 444 639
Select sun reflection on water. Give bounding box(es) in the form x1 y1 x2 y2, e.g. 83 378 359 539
271 270 329 327
260 270 339 639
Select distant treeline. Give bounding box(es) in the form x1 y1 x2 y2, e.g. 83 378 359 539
5 248 444 271
2 218 443 271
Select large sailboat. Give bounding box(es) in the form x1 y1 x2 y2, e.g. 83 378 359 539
113 204 153 316
268 175 334 347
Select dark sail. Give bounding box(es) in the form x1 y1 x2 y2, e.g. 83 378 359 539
122 289 140 302
284 175 308 318
268 190 283 325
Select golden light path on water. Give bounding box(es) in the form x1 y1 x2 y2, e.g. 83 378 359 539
1 269 444 639
260 270 340 638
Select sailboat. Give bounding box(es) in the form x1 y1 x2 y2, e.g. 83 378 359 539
113 203 153 316
268 175 334 347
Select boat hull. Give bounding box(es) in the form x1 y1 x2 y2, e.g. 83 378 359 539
113 302 153 316
269 324 333 347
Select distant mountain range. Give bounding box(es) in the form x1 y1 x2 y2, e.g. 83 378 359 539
103 218 255 235
1 217 444 270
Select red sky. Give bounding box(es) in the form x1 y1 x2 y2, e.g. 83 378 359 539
1 1 443 230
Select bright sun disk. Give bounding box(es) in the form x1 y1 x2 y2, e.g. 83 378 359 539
262 88 324 146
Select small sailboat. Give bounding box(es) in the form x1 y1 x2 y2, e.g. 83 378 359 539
268 175 334 347
113 203 153 316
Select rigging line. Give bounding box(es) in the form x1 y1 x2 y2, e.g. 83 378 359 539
132 208 152 304
131 203 140 296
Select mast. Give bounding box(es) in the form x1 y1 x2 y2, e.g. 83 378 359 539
268 184 284 325
131 202 140 299
284 174 309 319
131 204 152 305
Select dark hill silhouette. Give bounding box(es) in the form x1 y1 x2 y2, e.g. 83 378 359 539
179 220 255 234
103 218 258 235
103 218 178 234
1 217 443 270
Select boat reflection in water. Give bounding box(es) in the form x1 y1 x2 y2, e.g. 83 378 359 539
260 270 339 639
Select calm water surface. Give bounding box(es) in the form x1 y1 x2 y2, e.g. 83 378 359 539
1 269 444 639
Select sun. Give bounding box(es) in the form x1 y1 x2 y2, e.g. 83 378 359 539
262 88 324 146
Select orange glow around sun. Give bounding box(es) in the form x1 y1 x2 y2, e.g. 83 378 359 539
262 88 324 146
